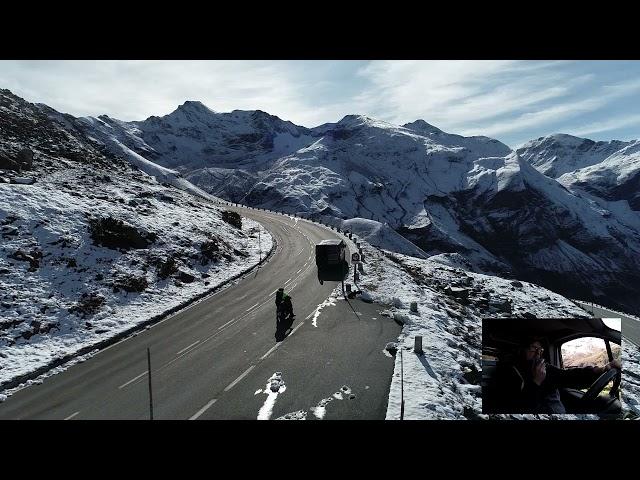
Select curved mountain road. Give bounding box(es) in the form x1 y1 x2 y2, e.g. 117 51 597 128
0 207 400 420
574 300 640 348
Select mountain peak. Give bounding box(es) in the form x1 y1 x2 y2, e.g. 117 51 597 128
531 133 589 147
176 100 215 114
402 119 442 135
337 114 373 124
334 114 400 131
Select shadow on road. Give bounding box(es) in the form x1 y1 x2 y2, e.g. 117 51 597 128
275 314 295 342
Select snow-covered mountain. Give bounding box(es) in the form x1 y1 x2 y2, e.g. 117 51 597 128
0 89 271 389
86 102 314 167
73 102 640 315
70 102 319 199
3 88 640 419
517 134 640 211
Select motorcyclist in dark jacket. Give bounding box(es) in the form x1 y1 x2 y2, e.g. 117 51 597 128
275 288 284 309
282 293 294 320
275 287 294 322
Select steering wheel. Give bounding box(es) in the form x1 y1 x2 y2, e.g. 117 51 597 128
581 368 620 403
610 367 622 398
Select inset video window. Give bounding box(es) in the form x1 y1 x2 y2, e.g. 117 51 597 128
482 317 622 416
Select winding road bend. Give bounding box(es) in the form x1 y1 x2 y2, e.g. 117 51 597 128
0 207 401 420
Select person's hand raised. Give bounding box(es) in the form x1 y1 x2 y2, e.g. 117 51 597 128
532 359 546 386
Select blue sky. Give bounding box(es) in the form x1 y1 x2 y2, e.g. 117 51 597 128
2 60 639 148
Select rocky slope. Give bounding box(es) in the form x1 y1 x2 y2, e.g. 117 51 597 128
0 89 270 389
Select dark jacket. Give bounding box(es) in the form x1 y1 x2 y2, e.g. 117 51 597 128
282 294 292 312
489 361 601 414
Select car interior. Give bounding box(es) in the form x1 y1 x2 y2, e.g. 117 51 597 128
481 317 622 416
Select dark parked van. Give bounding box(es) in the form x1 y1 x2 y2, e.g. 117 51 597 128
315 239 346 268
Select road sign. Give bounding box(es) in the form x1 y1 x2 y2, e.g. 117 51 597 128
351 252 360 262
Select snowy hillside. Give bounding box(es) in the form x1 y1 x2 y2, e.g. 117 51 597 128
0 89 272 392
517 134 640 211
338 236 640 419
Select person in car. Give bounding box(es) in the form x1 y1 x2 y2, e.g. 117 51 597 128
491 336 621 414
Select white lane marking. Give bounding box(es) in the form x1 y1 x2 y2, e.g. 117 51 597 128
290 321 305 335
296 248 304 256
259 320 305 361
224 365 256 392
218 318 236 330
189 398 218 420
260 344 280 360
176 340 200 356
118 371 148 389
284 277 292 285
64 411 80 420
296 268 302 274
246 302 260 312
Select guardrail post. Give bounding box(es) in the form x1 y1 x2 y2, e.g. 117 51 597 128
414 336 423 355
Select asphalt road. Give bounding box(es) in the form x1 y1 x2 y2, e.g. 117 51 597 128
575 301 640 348
0 207 400 420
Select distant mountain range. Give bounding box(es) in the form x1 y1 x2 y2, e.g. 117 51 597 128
4 89 640 315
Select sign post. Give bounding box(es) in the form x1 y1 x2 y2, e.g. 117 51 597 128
351 252 361 284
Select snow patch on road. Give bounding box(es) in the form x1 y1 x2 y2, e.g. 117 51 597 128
311 294 338 328
310 397 334 419
277 409 307 420
257 372 286 420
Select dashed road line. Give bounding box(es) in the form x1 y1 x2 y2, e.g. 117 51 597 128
290 321 305 336
118 371 147 389
189 398 218 420
176 340 200 356
260 344 280 360
64 411 80 420
224 365 256 392
246 302 260 312
218 318 236 330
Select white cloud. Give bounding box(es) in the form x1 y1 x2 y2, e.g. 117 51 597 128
0 60 345 126
352 61 640 143
569 113 640 137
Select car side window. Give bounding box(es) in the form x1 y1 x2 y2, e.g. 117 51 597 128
560 337 611 369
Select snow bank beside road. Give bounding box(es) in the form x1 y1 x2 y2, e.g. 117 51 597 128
342 237 638 420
